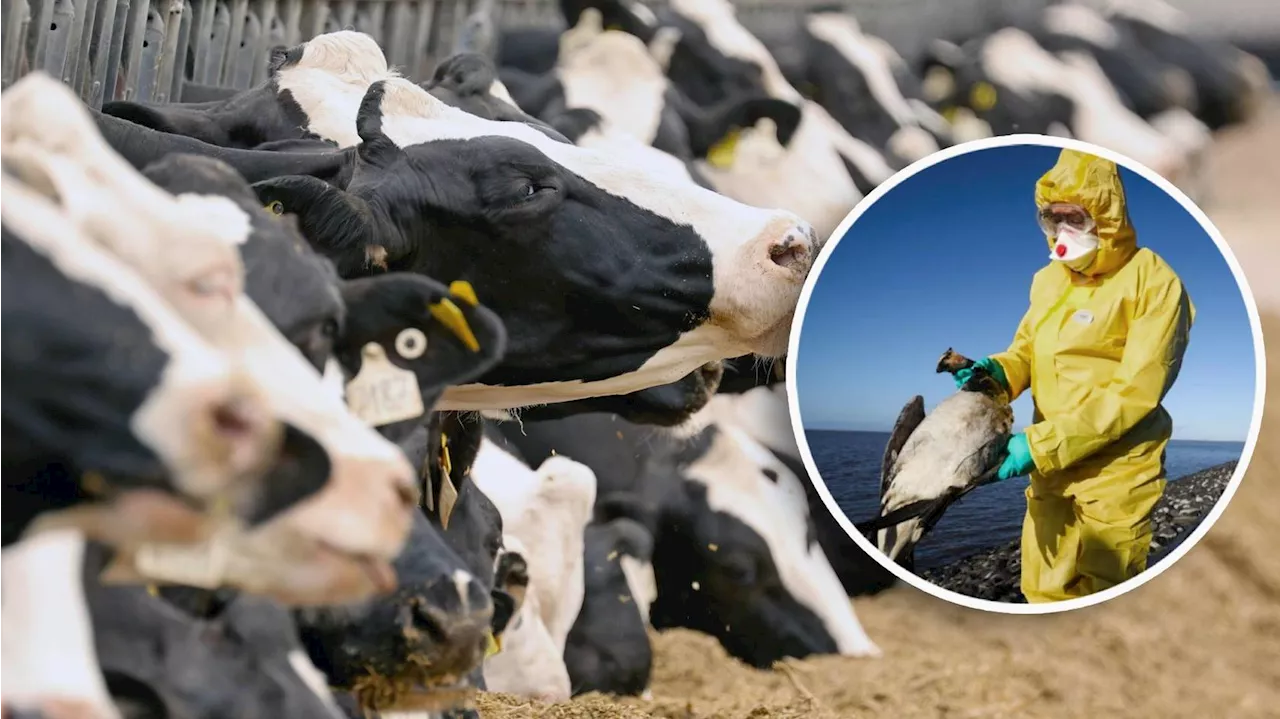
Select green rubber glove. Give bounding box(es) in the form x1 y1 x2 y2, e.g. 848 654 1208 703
954 356 1009 391
996 433 1035 480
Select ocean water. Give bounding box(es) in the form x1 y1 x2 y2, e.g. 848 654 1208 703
806 429 1246 570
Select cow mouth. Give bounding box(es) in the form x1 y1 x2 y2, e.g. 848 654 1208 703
257 537 399 605
350 672 476 715
752 310 798 358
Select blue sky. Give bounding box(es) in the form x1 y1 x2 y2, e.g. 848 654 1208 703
795 144 1258 443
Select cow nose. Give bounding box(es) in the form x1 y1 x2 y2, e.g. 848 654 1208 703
192 386 283 502
767 222 818 273
212 394 278 466
407 571 494 672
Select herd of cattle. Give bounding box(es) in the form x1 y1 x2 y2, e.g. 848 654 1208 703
0 0 1271 717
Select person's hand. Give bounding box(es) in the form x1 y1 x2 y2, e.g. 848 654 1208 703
955 357 1007 390
996 433 1035 480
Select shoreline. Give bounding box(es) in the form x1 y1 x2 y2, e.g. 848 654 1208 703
917 460 1238 603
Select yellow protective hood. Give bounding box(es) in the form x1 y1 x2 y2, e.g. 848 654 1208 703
1034 149 1137 278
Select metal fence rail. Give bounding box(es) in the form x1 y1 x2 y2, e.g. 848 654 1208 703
0 0 1060 108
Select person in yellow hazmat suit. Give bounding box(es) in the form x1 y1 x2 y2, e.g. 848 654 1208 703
954 148 1195 603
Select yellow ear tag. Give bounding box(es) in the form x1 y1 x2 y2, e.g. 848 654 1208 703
438 433 459 530
484 630 503 657
940 105 960 124
265 200 284 215
969 82 997 112
440 432 453 478
706 128 741 169
428 298 481 352
448 280 480 308
606 23 622 31
344 342 425 427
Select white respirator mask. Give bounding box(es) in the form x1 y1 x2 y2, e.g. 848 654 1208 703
1049 224 1100 272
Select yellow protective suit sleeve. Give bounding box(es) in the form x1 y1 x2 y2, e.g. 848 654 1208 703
1025 269 1194 474
989 283 1039 402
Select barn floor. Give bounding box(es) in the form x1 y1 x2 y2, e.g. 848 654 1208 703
475 100 1280 719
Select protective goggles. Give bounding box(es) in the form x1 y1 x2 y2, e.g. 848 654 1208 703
1036 203 1095 236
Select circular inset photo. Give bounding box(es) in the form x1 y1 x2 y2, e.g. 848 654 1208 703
787 136 1265 614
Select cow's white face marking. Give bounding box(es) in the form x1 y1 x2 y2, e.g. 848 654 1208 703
559 27 669 146
276 34 819 408
681 413 879 657
1 530 119 717
470 440 596 653
667 0 803 104
1044 3 1122 48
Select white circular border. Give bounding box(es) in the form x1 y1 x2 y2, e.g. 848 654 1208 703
785 133 1268 616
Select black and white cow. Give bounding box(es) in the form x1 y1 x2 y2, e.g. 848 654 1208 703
691 384 897 599
496 410 880 669
95 32 823 418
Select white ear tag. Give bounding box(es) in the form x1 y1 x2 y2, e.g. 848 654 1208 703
124 538 230 589
345 342 425 427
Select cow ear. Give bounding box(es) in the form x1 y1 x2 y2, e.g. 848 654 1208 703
608 517 655 562
251 175 389 276
544 107 605 144
489 588 517 635
335 274 507 413
706 96 803 152
597 491 662 536
923 39 965 73
354 81 407 169
100 101 225 145
428 53 497 95
561 0 658 41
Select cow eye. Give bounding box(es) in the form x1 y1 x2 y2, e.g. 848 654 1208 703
187 268 235 299
720 556 757 586
321 318 339 339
